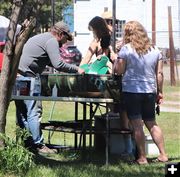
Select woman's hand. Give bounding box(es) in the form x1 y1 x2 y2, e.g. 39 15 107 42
96 54 103 60
116 38 123 52
157 92 163 104
106 61 113 74
77 67 85 74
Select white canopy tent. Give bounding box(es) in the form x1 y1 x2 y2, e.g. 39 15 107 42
0 15 21 42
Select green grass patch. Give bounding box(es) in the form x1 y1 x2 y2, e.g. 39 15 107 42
2 79 180 177
163 81 180 102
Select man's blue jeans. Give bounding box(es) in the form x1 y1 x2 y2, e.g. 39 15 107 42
15 99 44 145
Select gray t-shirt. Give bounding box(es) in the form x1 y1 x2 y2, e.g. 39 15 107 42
118 44 162 93
19 32 78 75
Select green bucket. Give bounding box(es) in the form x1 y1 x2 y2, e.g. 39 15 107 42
80 56 109 74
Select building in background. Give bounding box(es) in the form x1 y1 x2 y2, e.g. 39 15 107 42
0 15 21 42
73 0 180 58
63 5 74 33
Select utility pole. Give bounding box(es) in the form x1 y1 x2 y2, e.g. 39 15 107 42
112 0 116 52
168 6 176 86
51 0 55 26
152 0 156 45
51 0 55 73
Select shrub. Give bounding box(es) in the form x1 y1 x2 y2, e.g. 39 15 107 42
0 128 35 176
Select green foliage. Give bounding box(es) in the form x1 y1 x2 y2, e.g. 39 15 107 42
0 128 35 176
0 0 73 32
0 0 12 17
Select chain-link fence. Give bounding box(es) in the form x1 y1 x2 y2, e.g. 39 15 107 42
147 31 180 61
116 28 180 61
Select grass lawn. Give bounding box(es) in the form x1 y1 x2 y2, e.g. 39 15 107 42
21 112 179 177
3 110 180 177
1 64 180 177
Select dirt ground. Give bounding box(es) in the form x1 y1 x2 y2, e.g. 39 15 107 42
161 62 180 112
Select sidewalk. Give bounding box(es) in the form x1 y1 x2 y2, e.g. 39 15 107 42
160 101 180 113
160 106 180 113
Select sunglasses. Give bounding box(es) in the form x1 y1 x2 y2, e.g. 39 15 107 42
105 19 118 25
62 32 69 39
105 19 113 25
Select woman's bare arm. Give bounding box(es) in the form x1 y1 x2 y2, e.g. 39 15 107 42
156 59 164 104
80 39 98 65
113 58 126 75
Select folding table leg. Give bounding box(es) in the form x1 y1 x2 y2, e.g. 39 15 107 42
105 104 110 166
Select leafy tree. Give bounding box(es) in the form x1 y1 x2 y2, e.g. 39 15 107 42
0 0 73 32
0 0 46 146
0 0 74 146
0 0 12 17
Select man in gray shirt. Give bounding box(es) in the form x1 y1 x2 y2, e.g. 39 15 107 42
15 21 84 154
18 21 83 76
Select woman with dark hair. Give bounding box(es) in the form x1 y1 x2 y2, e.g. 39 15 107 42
80 16 133 155
114 21 168 164
80 16 116 73
88 16 111 51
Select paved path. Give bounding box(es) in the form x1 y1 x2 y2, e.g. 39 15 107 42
160 101 180 113
161 64 180 112
160 106 180 113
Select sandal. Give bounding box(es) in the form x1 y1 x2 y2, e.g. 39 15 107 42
136 160 148 165
130 160 148 165
152 158 168 163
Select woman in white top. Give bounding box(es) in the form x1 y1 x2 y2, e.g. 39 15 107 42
114 21 168 164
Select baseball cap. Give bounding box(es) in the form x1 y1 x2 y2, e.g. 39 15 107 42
54 21 73 41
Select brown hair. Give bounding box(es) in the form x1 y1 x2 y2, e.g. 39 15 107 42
123 21 152 55
88 16 111 50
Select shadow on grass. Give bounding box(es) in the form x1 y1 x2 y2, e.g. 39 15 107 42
33 149 180 167
30 150 180 177
34 150 129 166
34 150 111 167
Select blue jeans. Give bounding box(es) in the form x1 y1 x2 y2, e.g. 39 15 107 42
15 99 44 145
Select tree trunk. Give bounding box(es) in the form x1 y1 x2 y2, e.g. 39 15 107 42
0 0 45 146
0 0 23 141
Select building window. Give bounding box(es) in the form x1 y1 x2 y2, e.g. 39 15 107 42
116 20 126 38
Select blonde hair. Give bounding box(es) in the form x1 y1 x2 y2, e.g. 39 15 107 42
123 21 152 55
